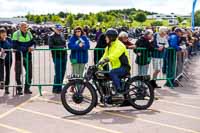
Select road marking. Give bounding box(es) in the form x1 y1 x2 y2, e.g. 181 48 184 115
0 92 46 119
158 100 200 110
0 123 31 133
36 97 200 133
17 107 122 133
162 96 200 100
152 109 200 121
37 97 61 104
103 111 200 133
37 97 200 121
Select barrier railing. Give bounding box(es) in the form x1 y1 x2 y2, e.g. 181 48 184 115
25 48 177 96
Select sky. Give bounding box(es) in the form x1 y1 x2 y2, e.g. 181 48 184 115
0 0 200 18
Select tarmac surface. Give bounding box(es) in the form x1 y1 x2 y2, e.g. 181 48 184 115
0 44 200 133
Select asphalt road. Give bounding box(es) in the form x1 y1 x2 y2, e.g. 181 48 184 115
0 44 200 133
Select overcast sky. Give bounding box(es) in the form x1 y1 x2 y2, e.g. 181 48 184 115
0 0 200 17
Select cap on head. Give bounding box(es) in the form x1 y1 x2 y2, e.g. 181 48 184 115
175 28 183 33
55 24 63 30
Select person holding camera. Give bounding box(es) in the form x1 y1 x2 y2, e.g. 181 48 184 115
0 28 13 94
68 26 90 77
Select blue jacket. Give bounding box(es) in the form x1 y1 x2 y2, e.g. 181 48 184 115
168 33 181 51
68 35 90 64
0 38 13 62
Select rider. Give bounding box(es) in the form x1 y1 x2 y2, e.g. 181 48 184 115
99 28 131 98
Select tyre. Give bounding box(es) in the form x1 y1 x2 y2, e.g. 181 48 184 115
61 80 97 115
125 78 154 110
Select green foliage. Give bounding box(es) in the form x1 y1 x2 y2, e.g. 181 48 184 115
26 8 149 28
151 21 163 26
96 13 104 22
177 16 184 23
26 8 183 29
195 10 200 26
134 12 147 23
51 15 61 23
66 14 74 27
35 16 42 24
58 11 67 18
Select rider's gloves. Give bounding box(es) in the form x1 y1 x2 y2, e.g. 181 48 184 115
99 58 109 65
104 58 109 63
98 61 105 65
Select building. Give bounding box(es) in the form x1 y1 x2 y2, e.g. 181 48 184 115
147 13 190 26
147 13 191 20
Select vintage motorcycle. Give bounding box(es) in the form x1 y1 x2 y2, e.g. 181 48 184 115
61 62 154 115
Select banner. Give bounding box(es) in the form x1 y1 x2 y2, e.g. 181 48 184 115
192 0 197 30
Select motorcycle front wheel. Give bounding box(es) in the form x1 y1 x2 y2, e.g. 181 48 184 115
61 80 97 115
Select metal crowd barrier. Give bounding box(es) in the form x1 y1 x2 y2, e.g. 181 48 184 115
25 48 177 96
174 41 200 86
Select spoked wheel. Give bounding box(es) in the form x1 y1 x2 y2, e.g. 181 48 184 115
125 79 154 110
61 80 97 115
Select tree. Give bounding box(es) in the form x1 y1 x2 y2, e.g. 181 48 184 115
195 10 200 26
66 14 74 28
21 8 159 27
35 16 42 24
96 13 104 22
76 13 84 20
25 12 32 21
51 15 61 23
134 12 147 23
177 16 184 23
151 21 163 26
43 16 48 22
58 11 66 18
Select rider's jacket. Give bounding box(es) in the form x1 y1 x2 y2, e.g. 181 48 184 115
101 39 131 72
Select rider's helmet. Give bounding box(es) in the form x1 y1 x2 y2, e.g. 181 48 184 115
105 28 118 43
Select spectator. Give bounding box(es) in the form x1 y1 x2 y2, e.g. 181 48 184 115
94 33 107 64
118 31 136 49
12 22 35 95
166 28 183 87
186 29 194 58
68 26 90 77
134 29 154 76
151 26 169 88
162 26 177 74
83 25 90 37
95 28 102 42
177 29 188 79
0 28 13 94
94 33 109 71
48 24 67 94
192 30 199 55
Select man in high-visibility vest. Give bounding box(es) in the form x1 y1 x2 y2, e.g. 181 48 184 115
12 22 35 95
